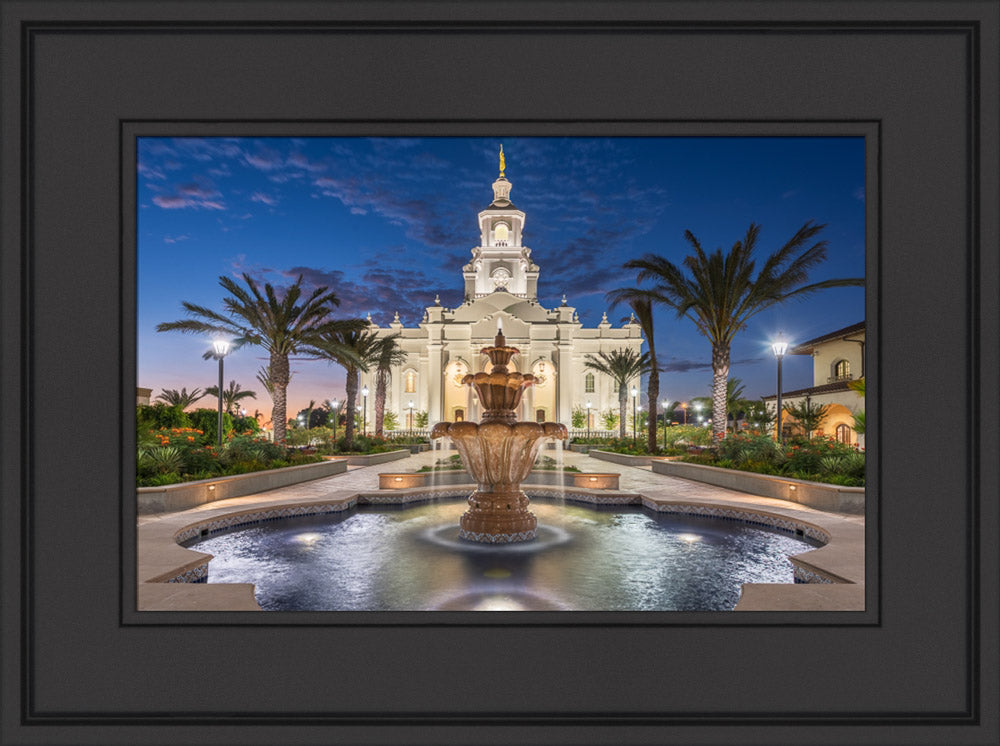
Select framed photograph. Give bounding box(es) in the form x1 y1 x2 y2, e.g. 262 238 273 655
2 2 996 745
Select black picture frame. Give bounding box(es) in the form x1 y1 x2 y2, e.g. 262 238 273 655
1 2 997 745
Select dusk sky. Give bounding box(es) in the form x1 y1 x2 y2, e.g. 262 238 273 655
137 136 865 422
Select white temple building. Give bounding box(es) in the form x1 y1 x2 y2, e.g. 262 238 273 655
362 150 644 429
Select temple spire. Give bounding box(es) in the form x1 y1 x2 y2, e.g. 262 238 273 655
499 144 505 178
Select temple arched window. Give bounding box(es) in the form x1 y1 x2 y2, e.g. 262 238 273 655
584 372 595 393
404 370 417 393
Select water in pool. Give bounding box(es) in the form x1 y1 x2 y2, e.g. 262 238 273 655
186 498 822 611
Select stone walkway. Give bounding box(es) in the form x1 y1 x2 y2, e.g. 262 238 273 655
137 449 866 612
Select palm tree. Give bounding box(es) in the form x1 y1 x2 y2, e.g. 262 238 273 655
371 333 406 437
605 293 660 452
782 400 831 438
156 273 352 445
725 377 747 431
583 348 652 438
155 387 205 409
204 379 257 416
624 221 863 439
660 399 681 425
308 328 381 450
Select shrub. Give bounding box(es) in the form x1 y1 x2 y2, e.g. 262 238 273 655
187 408 234 445
137 403 191 432
662 425 713 447
716 433 784 466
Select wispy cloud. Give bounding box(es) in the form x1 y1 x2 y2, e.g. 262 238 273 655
853 186 865 201
163 234 190 244
250 191 279 206
151 182 225 210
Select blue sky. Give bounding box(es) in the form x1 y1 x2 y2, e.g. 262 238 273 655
138 136 865 421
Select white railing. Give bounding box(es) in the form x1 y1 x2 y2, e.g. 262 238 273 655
568 429 619 439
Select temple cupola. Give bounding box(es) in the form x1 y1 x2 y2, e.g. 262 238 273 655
463 146 540 301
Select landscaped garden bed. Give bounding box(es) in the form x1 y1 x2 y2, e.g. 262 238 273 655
137 429 327 487
679 433 865 487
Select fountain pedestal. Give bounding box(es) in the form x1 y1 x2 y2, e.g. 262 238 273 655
430 330 567 544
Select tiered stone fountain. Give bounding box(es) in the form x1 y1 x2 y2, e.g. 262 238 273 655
430 328 568 543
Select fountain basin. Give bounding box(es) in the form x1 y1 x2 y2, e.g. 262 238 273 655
180 497 827 611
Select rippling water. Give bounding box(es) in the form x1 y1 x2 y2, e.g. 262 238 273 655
187 498 821 611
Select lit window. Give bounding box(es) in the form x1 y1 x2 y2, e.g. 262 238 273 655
404 370 416 393
835 423 852 444
584 372 595 393
494 223 509 244
834 359 850 380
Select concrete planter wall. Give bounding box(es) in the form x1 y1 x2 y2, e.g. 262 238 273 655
651 460 865 514
343 449 410 466
588 449 661 467
378 470 620 490
137 458 349 515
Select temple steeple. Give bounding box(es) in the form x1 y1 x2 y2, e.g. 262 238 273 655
462 151 540 301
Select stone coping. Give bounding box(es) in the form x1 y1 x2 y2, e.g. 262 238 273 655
588 449 663 467
137 482 864 612
342 449 410 466
651 460 865 514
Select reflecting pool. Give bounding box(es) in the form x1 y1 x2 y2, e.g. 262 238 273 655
186 498 821 611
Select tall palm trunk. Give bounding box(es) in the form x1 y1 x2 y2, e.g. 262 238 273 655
344 364 358 449
270 352 290 445
647 365 659 452
374 369 389 436
711 345 730 441
618 387 628 439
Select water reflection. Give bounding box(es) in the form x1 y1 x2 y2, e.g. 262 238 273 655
188 497 821 611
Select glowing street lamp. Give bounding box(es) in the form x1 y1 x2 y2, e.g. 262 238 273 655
210 339 231 448
681 402 688 425
772 334 789 444
361 385 369 436
408 400 415 432
662 399 670 434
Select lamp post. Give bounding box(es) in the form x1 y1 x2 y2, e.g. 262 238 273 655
662 399 669 435
694 401 702 427
681 402 688 425
772 334 788 444
329 399 339 444
630 386 638 444
361 386 369 436
408 400 414 433
585 400 592 439
211 339 231 449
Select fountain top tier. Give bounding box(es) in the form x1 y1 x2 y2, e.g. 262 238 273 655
456 328 536 425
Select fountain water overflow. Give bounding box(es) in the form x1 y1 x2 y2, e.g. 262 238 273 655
430 327 568 543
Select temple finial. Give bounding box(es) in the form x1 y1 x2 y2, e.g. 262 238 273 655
499 144 505 178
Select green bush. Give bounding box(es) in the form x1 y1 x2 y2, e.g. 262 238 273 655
679 433 865 486
187 408 234 445
137 403 191 432
661 425 713 447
